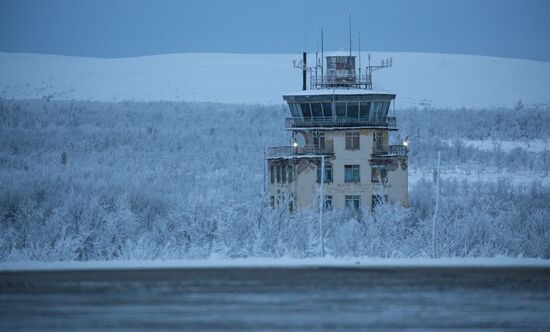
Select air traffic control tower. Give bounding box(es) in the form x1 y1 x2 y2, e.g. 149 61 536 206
266 48 408 212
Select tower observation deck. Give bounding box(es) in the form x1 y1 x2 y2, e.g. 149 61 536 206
284 53 396 130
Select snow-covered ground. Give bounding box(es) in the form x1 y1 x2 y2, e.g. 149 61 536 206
1 51 550 108
446 138 550 153
1 256 549 272
409 167 550 187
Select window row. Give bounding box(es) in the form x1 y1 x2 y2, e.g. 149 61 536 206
308 131 378 151
317 164 360 183
270 195 294 212
316 164 387 183
270 165 293 184
288 101 390 120
322 194 388 211
271 164 388 185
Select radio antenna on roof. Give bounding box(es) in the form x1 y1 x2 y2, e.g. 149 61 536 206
358 31 361 79
321 28 324 77
348 12 352 58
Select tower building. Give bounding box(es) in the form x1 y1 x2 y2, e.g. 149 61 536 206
266 50 408 212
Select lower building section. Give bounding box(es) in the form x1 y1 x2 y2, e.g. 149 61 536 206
267 155 408 212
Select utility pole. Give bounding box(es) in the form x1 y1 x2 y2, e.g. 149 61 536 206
319 155 326 257
432 151 441 258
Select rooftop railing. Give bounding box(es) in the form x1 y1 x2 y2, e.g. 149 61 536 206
311 73 373 89
286 116 397 129
266 143 334 159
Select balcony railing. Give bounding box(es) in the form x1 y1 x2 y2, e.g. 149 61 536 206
267 143 334 159
372 144 408 157
286 116 397 129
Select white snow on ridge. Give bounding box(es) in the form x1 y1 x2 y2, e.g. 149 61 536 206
1 257 549 272
1 52 549 108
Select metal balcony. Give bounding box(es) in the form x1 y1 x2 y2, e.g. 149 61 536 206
266 143 334 159
286 116 397 129
372 144 408 157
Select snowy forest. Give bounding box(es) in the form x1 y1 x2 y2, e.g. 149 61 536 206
1 98 549 261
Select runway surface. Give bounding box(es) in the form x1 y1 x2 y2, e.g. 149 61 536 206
1 266 549 331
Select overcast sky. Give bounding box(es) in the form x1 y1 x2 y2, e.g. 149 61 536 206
1 0 549 62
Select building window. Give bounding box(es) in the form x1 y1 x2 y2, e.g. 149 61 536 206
371 195 388 210
373 132 383 151
276 165 281 183
321 103 333 118
345 131 360 150
317 163 333 183
281 165 287 183
270 196 275 208
336 102 346 117
371 167 388 183
345 195 360 210
347 101 359 118
359 102 371 119
287 165 293 183
270 166 275 184
344 165 360 183
324 196 333 211
300 103 312 118
313 132 325 150
311 103 323 117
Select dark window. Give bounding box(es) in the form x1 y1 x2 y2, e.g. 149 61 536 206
313 132 325 150
347 102 359 118
288 165 293 183
371 195 388 210
345 195 360 210
300 103 312 118
281 165 286 183
371 167 388 183
336 102 346 117
345 131 360 150
321 103 333 118
276 165 281 183
359 102 371 119
311 103 323 117
270 196 275 208
345 165 360 183
317 163 333 183
373 132 383 151
324 196 333 211
270 166 275 183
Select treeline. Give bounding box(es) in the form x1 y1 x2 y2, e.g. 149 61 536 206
0 99 549 261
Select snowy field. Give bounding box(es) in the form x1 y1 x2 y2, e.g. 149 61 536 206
1 51 550 109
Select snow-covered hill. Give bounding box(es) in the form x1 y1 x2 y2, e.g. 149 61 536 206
1 52 549 108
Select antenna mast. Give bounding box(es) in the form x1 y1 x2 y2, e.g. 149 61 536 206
358 32 361 82
321 28 324 77
315 37 319 89
348 13 352 58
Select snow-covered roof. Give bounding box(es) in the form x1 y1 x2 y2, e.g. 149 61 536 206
283 88 394 97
